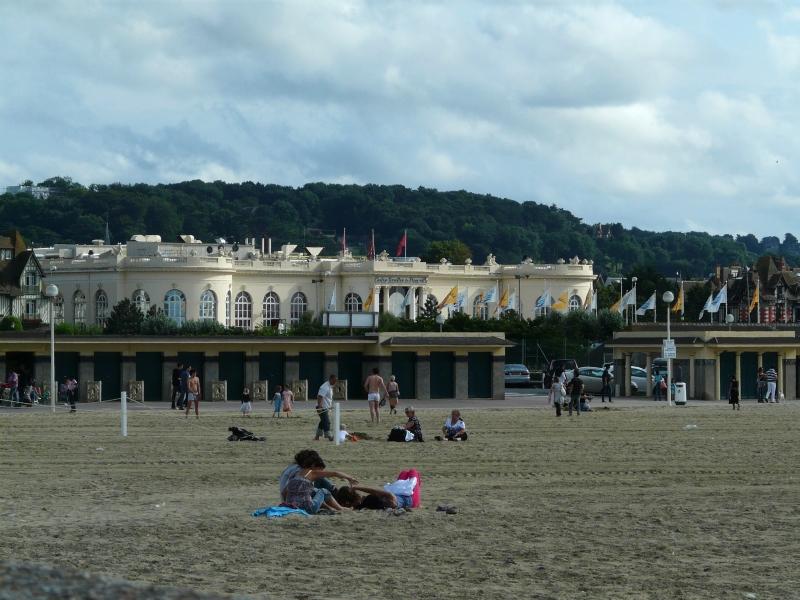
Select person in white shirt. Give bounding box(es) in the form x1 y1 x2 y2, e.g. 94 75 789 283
437 409 467 441
315 374 337 441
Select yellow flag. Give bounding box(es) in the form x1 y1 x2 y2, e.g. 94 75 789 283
671 287 684 314
551 290 569 311
583 289 592 310
437 286 458 309
363 288 374 311
497 287 509 308
749 283 759 312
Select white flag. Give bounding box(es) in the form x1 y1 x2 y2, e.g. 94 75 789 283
708 284 727 313
326 283 336 311
403 287 415 307
636 292 656 316
535 289 551 309
699 293 713 319
507 292 517 311
484 287 498 303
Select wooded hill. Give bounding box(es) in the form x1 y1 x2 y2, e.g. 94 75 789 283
2 176 792 277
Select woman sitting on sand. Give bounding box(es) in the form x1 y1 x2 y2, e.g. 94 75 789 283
284 460 359 514
403 406 424 442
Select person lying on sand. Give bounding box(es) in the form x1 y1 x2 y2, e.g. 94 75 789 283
334 479 414 510
279 450 358 503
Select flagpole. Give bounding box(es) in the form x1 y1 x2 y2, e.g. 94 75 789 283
404 229 407 259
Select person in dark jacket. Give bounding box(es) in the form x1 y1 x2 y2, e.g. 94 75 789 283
729 375 740 411
567 368 584 416
171 363 183 410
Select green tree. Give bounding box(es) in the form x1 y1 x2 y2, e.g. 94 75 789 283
104 298 144 335
422 239 472 264
418 296 440 322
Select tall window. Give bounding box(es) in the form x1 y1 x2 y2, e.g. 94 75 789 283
345 292 362 313
199 290 217 321
73 291 86 325
53 295 64 324
95 290 109 326
534 296 550 317
290 291 307 324
263 292 280 326
24 268 39 289
234 291 253 329
164 289 186 325
225 290 231 326
473 296 488 320
568 295 582 312
132 289 150 314
24 299 38 318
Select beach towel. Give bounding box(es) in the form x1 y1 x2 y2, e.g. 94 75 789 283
252 506 310 518
397 469 422 508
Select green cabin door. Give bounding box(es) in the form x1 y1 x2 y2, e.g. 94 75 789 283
468 352 493 398
135 352 163 402
55 352 79 385
719 352 736 401
94 352 121 400
430 352 455 399
219 352 245 400
391 352 416 400
259 352 285 387
300 352 325 394
740 352 758 399
337 352 364 399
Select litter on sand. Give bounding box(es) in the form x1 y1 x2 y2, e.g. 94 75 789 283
683 424 698 430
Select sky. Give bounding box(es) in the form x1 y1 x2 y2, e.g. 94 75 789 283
1 0 799 237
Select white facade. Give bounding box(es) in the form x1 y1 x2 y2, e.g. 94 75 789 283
5 185 51 199
35 236 596 328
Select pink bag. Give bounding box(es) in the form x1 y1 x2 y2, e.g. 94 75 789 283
397 469 422 508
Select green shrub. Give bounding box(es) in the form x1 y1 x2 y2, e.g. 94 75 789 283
0 316 23 331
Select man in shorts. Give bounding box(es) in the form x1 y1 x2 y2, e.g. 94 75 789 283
364 367 388 424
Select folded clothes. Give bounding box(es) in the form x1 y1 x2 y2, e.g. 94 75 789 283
252 506 310 518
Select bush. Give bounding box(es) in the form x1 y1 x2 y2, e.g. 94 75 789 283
140 312 178 335
54 322 103 335
0 316 23 331
104 298 144 335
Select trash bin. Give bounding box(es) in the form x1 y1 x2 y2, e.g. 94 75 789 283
674 382 687 405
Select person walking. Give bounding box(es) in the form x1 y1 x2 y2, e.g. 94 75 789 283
728 375 740 411
566 368 583 416
364 368 388 424
386 375 400 414
281 384 295 417
6 369 19 408
765 367 778 403
756 367 767 403
271 384 283 417
600 365 612 403
171 362 183 410
178 364 190 410
314 375 336 441
550 366 565 417
654 375 665 402
241 387 252 417
67 376 78 413
184 368 201 419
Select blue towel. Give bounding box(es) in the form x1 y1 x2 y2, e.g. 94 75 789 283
252 506 310 518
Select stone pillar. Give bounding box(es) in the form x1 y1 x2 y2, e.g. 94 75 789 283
455 355 468 400
122 355 135 387
492 355 505 400
613 356 625 397
0 353 5 382
245 354 259 388
285 354 300 386
324 353 338 381
735 352 741 385
778 353 785 400
624 353 632 397
162 356 176 403
381 286 390 314
409 287 418 321
689 357 696 400
416 354 431 401
78 354 93 402
714 353 721 401
644 354 653 398
34 355 51 391
205 355 219 401
784 358 797 401
757 352 763 369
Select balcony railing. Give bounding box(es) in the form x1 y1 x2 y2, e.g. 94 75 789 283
21 285 40 295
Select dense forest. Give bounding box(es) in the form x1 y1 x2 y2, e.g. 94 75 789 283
2 176 794 277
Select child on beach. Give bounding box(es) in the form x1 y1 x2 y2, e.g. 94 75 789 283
241 387 252 417
281 384 294 417
271 384 283 417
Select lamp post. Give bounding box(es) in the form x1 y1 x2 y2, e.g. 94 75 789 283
663 290 674 406
631 277 638 323
45 283 59 413
435 311 445 333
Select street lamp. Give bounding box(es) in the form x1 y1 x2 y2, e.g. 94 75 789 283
662 290 674 406
435 311 445 333
45 283 59 413
631 277 638 323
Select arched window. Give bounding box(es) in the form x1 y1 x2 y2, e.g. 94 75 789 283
73 291 86 325
263 291 280 326
472 296 488 320
290 291 307 324
234 291 253 329
164 289 186 325
345 292 362 313
199 290 217 321
534 296 550 318
569 294 582 312
95 290 109 327
53 295 64 324
225 290 231 326
132 289 150 314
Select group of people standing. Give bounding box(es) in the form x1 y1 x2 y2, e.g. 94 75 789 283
728 366 780 409
548 367 591 417
170 363 201 418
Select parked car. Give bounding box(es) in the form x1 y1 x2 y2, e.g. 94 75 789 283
504 364 532 387
572 366 613 394
606 365 649 395
541 358 579 388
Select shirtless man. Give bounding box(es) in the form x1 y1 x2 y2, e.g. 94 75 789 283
364 368 388 424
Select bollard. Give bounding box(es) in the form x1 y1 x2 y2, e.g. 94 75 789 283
334 402 341 445
121 391 128 437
